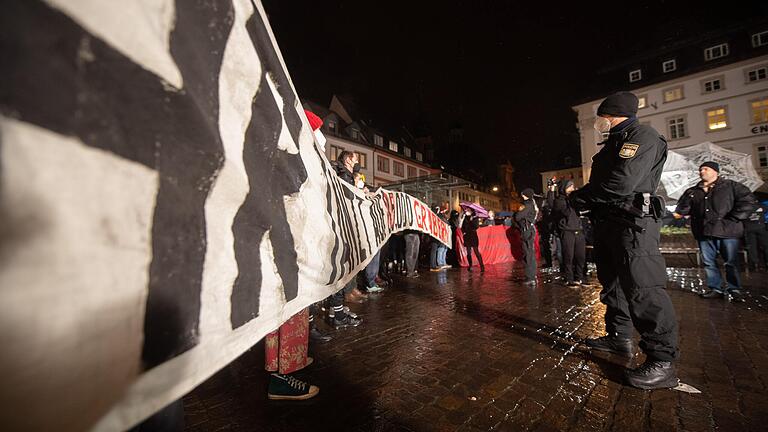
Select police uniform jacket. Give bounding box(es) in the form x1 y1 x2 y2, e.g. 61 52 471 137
675 178 756 240
574 118 666 208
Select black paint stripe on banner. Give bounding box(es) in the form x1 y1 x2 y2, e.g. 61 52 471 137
331 175 357 275
230 5 308 330
0 0 234 369
315 150 343 285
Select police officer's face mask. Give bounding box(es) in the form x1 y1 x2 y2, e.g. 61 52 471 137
593 116 612 135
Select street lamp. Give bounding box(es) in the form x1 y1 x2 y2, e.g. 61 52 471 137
492 186 499 192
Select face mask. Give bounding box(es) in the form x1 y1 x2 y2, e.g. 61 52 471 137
353 163 361 173
356 180 365 189
593 116 612 134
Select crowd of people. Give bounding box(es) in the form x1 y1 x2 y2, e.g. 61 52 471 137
265 101 768 401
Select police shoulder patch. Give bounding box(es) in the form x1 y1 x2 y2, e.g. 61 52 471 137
618 143 639 158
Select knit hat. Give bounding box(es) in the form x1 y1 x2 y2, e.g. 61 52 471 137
520 188 534 199
304 110 323 131
558 179 574 194
699 161 720 173
596 92 639 117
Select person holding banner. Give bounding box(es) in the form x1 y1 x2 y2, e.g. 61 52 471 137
265 309 319 400
430 205 450 271
331 151 368 324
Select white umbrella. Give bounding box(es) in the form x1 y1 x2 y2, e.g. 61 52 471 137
660 141 764 201
659 150 699 200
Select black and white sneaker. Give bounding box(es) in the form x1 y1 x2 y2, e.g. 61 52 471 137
267 373 320 400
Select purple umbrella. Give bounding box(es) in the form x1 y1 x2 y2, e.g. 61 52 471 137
459 201 489 218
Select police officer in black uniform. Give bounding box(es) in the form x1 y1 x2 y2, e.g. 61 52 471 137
570 92 679 390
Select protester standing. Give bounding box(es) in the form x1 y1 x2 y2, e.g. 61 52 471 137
404 229 421 278
330 151 365 327
265 309 319 400
674 161 757 301
547 179 586 287
461 208 485 272
515 188 538 284
430 205 450 271
744 198 768 271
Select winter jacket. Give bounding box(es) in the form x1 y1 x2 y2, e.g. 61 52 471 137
461 215 481 247
675 177 757 240
332 160 355 185
546 190 583 232
514 199 537 240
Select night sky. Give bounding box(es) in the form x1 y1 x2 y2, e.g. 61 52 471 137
262 1 761 189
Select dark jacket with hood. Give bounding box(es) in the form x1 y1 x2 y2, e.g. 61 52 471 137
675 177 757 240
461 214 481 247
332 160 355 185
515 189 538 240
546 180 583 232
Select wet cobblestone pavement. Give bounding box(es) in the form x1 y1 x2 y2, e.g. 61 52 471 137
184 266 768 431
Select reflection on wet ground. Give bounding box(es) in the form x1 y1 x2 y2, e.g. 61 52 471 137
184 265 768 431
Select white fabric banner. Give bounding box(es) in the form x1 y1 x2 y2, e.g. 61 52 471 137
0 1 450 430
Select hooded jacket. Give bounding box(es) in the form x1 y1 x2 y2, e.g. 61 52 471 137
332 160 355 185
514 198 537 239
675 177 757 240
546 180 583 232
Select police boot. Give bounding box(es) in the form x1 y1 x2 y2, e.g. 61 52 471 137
625 360 678 390
585 335 633 356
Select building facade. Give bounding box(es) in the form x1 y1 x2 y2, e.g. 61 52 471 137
573 24 768 192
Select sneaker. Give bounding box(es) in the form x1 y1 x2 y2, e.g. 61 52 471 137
585 335 633 356
728 290 745 303
367 285 385 293
700 289 724 299
625 360 678 390
566 281 581 288
430 268 442 272
341 306 358 319
440 265 452 269
406 273 419 278
267 373 320 400
309 326 332 344
333 315 363 329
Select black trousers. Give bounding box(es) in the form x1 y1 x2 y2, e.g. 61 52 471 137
561 230 586 283
521 230 537 281
538 227 553 268
745 223 768 267
593 216 679 362
466 245 484 269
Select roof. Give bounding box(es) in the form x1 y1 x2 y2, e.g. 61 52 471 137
572 17 768 106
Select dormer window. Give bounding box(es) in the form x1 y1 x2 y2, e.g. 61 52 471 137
704 43 729 61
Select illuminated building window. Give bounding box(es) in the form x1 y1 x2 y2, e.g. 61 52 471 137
706 106 728 131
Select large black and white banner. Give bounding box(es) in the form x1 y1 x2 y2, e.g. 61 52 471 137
0 1 450 430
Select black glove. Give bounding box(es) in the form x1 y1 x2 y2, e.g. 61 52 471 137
569 189 589 211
